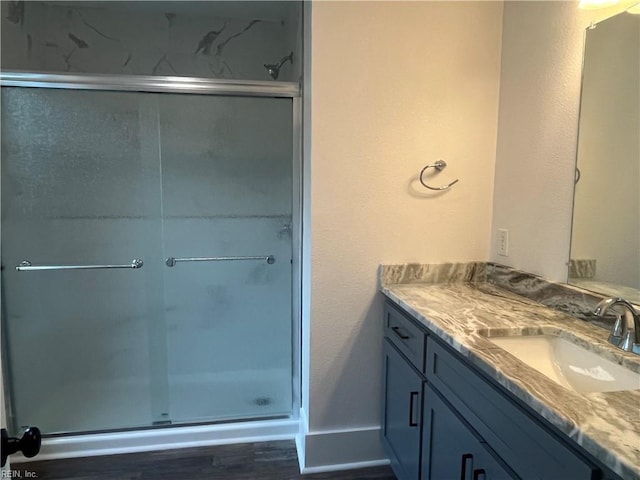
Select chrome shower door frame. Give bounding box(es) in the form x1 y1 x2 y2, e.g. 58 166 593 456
0 71 303 434
0 72 300 98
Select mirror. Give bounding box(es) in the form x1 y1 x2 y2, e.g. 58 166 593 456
569 10 640 303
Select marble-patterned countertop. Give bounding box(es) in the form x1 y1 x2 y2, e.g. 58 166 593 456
380 264 640 480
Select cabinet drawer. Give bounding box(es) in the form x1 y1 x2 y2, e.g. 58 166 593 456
426 337 598 480
384 302 426 371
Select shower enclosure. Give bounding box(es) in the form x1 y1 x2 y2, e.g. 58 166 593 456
0 74 300 436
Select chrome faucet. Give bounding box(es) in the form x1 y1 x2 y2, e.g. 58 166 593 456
593 297 640 355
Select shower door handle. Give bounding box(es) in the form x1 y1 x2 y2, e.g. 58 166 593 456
16 259 144 271
165 255 275 267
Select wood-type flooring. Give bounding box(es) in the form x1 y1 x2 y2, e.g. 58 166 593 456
13 440 397 480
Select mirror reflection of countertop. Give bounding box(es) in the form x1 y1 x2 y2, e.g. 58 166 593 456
380 262 640 480
569 278 640 306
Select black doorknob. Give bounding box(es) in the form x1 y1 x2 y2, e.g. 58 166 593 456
1 427 41 467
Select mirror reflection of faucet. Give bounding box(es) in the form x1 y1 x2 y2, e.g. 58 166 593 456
594 297 640 355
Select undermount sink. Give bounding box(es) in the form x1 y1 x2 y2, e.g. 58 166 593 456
486 334 640 394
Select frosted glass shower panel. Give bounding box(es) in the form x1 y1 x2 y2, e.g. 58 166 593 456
158 94 293 422
1 86 296 434
0 87 165 433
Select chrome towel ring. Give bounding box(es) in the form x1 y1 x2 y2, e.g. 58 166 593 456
419 160 459 191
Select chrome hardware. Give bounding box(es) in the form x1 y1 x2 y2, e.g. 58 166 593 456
608 313 624 346
419 160 460 191
16 259 143 271
0 71 300 98
264 52 293 80
166 255 275 267
594 297 640 355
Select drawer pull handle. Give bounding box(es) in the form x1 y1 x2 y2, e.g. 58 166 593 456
460 453 473 480
391 326 410 340
409 391 419 427
472 468 486 480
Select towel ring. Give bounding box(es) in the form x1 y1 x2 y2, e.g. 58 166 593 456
419 160 459 191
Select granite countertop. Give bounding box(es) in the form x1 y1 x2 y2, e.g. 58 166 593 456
380 263 640 480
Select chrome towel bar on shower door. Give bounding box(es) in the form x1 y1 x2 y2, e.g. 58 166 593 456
165 255 276 267
15 259 144 271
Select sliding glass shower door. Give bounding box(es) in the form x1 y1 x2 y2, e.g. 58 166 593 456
1 87 167 433
158 94 293 423
1 85 294 434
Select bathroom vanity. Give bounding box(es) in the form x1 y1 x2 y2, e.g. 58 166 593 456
379 263 640 480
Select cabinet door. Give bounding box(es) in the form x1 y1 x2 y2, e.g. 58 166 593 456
382 339 424 480
425 337 598 480
422 384 517 480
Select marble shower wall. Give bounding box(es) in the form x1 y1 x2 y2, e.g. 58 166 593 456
1 1 300 81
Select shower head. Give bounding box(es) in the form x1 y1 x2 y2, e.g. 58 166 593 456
264 52 293 80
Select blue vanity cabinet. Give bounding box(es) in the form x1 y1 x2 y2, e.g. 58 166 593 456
382 338 425 480
422 384 517 480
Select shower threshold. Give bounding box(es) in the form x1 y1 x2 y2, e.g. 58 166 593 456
11 416 299 463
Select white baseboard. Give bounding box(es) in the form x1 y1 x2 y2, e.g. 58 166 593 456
12 418 299 463
296 424 389 474
295 407 308 472
301 459 390 474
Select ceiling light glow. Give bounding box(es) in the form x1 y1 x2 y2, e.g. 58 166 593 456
578 0 619 9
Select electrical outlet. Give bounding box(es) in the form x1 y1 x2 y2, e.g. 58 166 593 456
498 229 509 257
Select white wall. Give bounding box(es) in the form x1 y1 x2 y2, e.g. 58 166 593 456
490 0 635 282
302 0 503 469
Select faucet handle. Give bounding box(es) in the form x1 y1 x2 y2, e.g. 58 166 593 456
608 313 624 346
619 330 637 352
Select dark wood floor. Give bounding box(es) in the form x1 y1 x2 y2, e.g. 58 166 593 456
13 440 397 480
